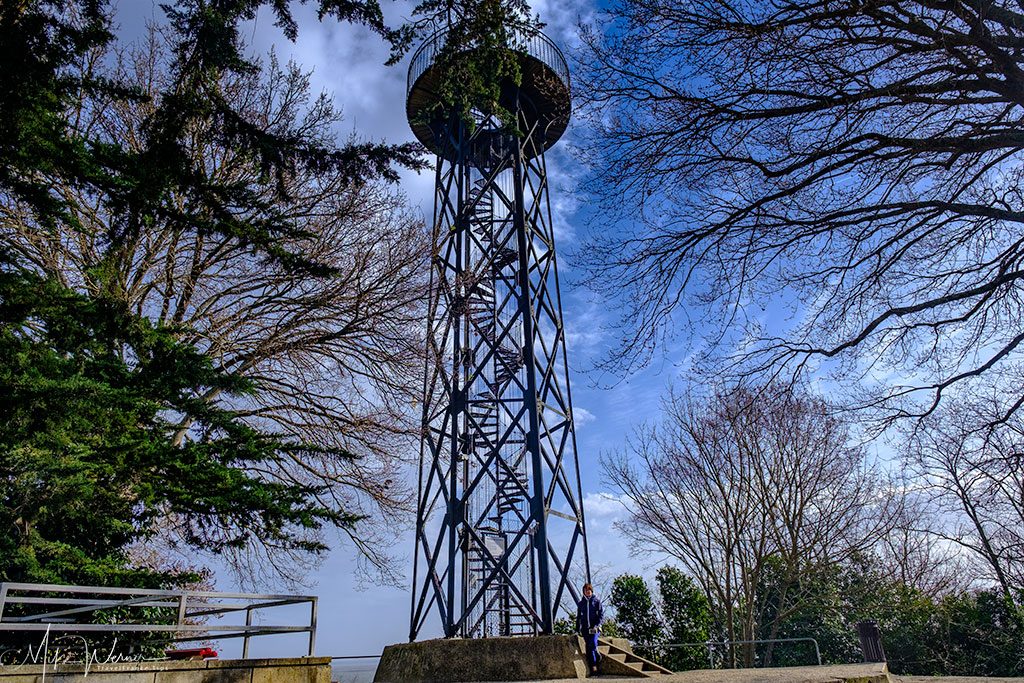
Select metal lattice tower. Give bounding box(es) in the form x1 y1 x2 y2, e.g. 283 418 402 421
407 28 590 640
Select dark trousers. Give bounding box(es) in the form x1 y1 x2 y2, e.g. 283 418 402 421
583 632 600 669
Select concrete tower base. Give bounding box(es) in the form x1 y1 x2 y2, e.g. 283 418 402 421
373 635 587 683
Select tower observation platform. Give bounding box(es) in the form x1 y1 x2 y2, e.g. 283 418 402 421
407 26 590 642
406 28 572 163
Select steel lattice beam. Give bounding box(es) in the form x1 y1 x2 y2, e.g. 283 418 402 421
409 102 590 639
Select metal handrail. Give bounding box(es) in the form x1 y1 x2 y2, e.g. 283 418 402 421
639 637 822 667
0 582 318 658
406 26 570 97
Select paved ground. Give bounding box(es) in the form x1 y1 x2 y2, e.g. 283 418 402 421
486 665 1024 683
661 663 887 682
895 678 1024 682
496 663 890 683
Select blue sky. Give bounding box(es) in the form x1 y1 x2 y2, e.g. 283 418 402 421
109 0 694 659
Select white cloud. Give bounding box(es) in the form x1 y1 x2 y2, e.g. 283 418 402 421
582 491 629 518
573 406 597 426
563 293 611 357
531 0 599 50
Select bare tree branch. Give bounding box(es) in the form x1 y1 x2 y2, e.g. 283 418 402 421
576 0 1024 430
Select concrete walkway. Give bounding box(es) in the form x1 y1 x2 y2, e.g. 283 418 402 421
498 663 890 683
660 663 888 682
491 664 1024 683
896 678 1024 682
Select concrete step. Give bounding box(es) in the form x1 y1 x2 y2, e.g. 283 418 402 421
594 637 674 678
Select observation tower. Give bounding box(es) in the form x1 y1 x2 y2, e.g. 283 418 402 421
407 27 591 640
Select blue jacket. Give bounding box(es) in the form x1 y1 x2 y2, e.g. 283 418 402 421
576 595 604 635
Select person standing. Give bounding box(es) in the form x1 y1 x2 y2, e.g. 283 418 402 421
576 583 604 675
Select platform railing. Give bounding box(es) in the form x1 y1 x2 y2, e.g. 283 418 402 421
0 582 318 657
407 26 570 97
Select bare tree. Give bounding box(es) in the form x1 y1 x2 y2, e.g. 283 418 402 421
876 494 973 598
576 0 1024 431
904 399 1024 599
0 31 428 585
880 521 971 599
605 384 892 666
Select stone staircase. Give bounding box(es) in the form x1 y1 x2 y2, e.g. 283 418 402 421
580 637 674 678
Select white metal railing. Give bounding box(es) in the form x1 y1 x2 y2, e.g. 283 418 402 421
0 582 318 657
407 27 570 97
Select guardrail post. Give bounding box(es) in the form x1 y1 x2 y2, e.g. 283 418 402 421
176 594 187 638
308 598 318 656
243 606 253 659
0 584 8 622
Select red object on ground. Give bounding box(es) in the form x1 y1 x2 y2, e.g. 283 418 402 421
165 647 218 660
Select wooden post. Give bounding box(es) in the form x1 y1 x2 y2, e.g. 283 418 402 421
857 620 886 662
